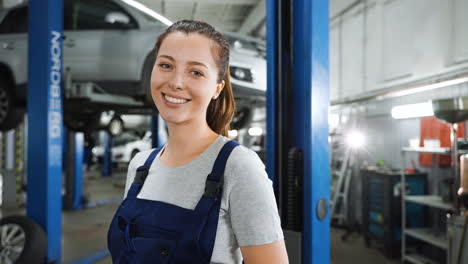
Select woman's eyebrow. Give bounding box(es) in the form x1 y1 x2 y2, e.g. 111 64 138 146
187 61 208 69
157 55 208 69
157 54 174 61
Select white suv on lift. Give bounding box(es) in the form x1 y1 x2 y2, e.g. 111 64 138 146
0 0 266 132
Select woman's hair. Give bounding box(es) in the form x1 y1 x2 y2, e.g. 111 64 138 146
154 20 235 137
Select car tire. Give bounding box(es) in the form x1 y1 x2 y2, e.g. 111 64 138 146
107 116 124 137
141 51 157 110
0 79 25 131
0 215 47 264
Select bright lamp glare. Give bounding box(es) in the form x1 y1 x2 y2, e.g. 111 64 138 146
228 130 238 138
391 102 434 119
346 132 365 149
248 127 263 136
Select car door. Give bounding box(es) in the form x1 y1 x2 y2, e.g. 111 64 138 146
0 6 29 85
64 0 138 96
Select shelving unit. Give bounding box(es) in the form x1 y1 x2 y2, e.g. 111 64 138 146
400 147 456 264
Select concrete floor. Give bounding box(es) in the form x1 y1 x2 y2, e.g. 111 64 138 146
1 165 401 264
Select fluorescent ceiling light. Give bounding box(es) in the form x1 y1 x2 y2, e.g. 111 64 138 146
379 76 468 99
391 101 434 119
121 0 173 26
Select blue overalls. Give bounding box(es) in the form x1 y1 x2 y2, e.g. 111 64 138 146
107 140 239 264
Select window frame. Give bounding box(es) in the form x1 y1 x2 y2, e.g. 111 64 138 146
71 0 139 31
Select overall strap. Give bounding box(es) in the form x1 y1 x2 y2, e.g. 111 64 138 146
126 147 162 199
195 140 239 213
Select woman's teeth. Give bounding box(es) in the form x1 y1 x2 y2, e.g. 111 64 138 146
164 94 188 104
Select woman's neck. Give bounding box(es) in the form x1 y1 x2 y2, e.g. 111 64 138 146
161 119 218 166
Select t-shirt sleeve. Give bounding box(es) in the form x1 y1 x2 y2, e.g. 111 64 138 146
228 148 284 246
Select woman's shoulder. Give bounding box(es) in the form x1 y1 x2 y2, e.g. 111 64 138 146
216 136 264 169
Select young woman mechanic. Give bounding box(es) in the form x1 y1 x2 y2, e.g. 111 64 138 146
107 20 288 264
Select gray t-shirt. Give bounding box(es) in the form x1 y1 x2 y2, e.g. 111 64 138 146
124 135 284 264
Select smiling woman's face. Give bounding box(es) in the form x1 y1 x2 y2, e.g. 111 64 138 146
150 32 222 127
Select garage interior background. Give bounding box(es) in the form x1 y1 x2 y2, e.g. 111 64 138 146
0 0 468 263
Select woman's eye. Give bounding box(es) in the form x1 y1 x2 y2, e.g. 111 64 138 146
158 63 171 69
191 71 204 77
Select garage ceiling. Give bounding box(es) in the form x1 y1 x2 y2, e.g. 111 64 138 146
1 0 347 40
136 0 266 39
135 0 351 40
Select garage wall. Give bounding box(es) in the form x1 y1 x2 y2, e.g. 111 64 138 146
332 82 468 223
329 0 468 102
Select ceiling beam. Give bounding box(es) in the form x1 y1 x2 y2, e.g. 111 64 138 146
238 0 265 35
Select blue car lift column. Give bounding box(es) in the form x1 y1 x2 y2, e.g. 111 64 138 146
64 131 84 210
266 0 330 263
102 132 112 177
27 0 63 262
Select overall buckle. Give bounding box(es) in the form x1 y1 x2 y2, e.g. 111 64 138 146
203 174 223 200
133 167 149 185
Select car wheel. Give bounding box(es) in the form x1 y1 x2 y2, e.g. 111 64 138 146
141 52 157 109
0 79 24 131
0 215 47 264
108 117 124 137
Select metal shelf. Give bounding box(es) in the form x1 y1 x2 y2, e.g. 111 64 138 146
402 146 468 154
405 195 453 210
404 253 438 264
404 228 447 250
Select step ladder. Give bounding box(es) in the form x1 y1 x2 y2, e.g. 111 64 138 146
330 149 353 225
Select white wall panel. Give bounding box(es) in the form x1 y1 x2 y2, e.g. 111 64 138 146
330 25 341 101
341 9 364 98
453 0 468 63
411 0 445 77
382 0 413 81
364 2 381 92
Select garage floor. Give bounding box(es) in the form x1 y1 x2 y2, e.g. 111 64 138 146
2 166 400 264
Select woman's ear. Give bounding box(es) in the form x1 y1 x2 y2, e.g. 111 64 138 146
213 80 225 99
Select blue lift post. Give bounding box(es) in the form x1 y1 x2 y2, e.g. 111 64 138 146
102 132 112 177
266 0 330 263
64 132 84 210
293 0 330 263
27 0 63 262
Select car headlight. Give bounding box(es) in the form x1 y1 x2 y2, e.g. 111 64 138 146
230 66 253 82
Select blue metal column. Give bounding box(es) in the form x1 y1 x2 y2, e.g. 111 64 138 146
64 132 84 210
267 0 330 263
72 133 84 209
266 0 278 185
151 115 159 148
27 0 63 262
293 0 330 263
102 132 112 177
